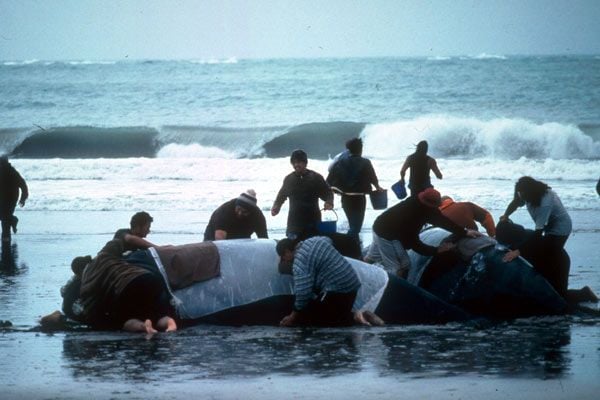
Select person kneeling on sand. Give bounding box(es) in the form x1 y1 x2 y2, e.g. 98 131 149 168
276 236 383 327
42 239 177 334
113 211 158 252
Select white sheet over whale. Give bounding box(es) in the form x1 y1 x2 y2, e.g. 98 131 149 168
149 239 388 320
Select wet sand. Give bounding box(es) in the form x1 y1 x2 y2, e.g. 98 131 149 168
0 210 599 399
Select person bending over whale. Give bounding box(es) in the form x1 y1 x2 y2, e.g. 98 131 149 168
366 188 481 278
113 211 158 252
276 236 363 327
43 239 177 334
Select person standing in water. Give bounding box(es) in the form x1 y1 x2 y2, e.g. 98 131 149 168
399 140 442 197
0 155 28 243
271 149 333 240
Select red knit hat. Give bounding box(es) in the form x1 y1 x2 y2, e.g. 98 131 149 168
418 188 441 208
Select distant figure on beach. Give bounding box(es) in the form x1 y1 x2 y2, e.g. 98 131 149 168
113 211 157 252
366 188 481 278
271 149 333 240
203 189 268 241
500 176 573 297
276 236 363 327
400 140 442 197
326 138 384 239
42 240 178 333
0 156 28 243
596 177 599 196
439 195 496 237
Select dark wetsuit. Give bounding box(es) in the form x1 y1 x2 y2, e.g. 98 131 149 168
0 162 28 241
203 199 268 241
273 169 333 239
327 155 380 238
113 228 147 252
405 153 435 196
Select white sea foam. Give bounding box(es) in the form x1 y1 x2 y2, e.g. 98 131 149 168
361 116 600 160
12 157 600 213
157 143 236 159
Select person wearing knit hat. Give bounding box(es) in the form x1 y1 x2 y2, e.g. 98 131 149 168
366 188 480 278
271 149 334 240
204 189 268 241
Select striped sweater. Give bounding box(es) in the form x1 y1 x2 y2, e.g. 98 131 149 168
292 236 361 311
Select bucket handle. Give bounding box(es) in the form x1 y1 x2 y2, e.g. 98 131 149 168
320 208 338 221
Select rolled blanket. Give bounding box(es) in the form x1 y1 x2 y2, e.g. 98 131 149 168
155 242 220 290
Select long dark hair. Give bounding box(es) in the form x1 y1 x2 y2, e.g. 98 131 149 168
515 176 550 207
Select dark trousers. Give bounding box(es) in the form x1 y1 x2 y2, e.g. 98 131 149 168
0 208 16 241
299 290 357 327
521 234 570 297
341 195 366 238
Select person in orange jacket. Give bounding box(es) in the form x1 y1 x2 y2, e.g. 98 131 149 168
439 195 496 237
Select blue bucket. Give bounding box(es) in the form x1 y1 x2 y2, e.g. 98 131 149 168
391 180 407 199
317 209 338 234
369 190 388 210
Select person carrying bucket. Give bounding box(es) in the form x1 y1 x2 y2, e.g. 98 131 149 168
326 138 384 240
271 150 334 240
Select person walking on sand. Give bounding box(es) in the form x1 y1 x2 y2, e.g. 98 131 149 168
0 155 28 243
327 138 384 239
271 149 333 240
113 211 158 252
400 140 442 197
204 189 268 241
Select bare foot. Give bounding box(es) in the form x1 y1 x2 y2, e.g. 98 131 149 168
363 311 385 326
156 316 178 332
144 319 158 334
40 310 65 329
122 318 157 334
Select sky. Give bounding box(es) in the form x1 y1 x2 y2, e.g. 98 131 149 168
1 0 599 61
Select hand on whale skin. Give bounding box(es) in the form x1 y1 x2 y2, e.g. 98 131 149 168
502 249 521 262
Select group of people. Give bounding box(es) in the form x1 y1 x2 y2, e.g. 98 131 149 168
21 139 600 333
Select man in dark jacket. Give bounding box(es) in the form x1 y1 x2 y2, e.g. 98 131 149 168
271 150 333 240
366 188 480 278
0 156 28 243
204 189 268 241
327 138 383 239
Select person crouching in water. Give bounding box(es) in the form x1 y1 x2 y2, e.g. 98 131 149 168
70 239 177 333
204 189 268 241
276 236 361 327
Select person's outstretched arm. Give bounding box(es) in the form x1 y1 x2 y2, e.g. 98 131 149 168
430 158 443 179
399 157 410 181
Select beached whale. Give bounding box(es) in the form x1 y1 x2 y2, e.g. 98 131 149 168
406 228 568 318
149 239 470 326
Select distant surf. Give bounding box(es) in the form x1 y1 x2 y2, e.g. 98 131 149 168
1 116 599 160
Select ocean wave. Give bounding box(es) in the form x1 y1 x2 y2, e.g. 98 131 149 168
188 57 238 64
2 117 598 160
361 116 600 160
